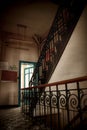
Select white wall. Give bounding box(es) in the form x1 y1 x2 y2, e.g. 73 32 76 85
49 5 87 83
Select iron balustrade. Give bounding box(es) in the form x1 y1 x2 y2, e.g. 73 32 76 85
21 76 87 130
29 0 85 87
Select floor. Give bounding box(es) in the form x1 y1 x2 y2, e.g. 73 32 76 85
0 107 87 130
0 107 49 130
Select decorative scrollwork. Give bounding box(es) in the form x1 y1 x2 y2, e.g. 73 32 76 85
69 94 78 110
81 94 87 109
45 94 50 106
59 94 66 108
51 95 57 107
40 95 44 105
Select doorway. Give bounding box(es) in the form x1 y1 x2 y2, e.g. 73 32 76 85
19 60 36 106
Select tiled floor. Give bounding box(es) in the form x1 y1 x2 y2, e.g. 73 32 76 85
0 107 48 130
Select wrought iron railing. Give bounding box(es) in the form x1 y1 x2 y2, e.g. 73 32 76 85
29 0 85 87
21 76 87 130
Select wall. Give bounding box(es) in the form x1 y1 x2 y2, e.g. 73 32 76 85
49 5 87 83
0 82 18 105
0 42 38 106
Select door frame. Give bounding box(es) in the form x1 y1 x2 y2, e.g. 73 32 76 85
18 60 36 106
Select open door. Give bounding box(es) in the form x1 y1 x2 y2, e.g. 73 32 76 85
19 61 36 106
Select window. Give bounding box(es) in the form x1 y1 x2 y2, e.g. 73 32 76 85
24 65 34 88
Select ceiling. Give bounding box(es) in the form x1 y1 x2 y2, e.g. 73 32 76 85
0 0 58 43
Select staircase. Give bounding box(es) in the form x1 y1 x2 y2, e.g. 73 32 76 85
29 0 86 87
21 0 87 130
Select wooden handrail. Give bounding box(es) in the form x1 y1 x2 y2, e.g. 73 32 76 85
21 75 87 90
